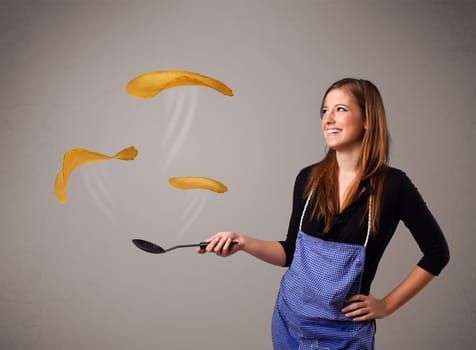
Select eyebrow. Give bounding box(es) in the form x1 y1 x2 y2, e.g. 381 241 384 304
322 103 351 108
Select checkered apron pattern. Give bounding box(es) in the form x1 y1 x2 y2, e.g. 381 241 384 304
272 193 375 350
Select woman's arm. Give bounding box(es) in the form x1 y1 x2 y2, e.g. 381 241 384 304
342 265 434 321
343 171 449 321
198 166 313 267
197 232 287 267
398 171 450 275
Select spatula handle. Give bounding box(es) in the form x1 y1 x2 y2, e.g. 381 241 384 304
198 241 238 250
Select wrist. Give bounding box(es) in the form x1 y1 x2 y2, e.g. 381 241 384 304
238 233 249 251
381 297 393 317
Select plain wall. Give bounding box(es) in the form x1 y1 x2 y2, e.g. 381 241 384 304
1 0 475 349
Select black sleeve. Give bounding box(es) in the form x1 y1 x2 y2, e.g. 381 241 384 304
279 166 312 267
398 172 450 275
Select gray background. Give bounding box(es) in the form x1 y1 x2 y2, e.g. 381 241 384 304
1 0 474 349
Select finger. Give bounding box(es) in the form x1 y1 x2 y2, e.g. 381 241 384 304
346 294 366 303
345 307 370 319
205 235 217 244
341 297 367 312
342 299 366 313
344 307 364 318
352 312 373 322
206 237 219 252
223 237 232 250
213 237 228 254
342 303 361 314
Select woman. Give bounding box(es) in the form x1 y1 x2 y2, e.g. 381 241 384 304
198 78 449 349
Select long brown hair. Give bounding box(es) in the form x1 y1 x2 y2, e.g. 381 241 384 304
305 78 390 234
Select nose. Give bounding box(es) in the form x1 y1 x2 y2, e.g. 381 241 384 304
322 110 335 124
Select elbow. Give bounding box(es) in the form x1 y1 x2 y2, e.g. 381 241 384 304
434 248 450 275
441 248 450 269
439 243 450 270
419 247 450 276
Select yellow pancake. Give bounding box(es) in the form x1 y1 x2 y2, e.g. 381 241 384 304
126 70 233 98
54 146 138 204
168 176 227 193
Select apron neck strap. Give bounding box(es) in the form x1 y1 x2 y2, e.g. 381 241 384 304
299 191 313 232
363 194 372 247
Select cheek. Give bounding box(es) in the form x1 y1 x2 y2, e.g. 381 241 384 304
347 116 365 131
320 119 325 130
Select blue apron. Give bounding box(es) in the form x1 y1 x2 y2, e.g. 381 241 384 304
272 193 375 350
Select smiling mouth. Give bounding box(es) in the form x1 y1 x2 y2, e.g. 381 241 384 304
326 128 342 134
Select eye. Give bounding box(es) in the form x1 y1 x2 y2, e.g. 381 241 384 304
320 108 328 119
337 106 347 112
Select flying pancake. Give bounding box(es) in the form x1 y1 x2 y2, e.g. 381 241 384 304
168 176 227 194
54 146 138 204
126 70 233 98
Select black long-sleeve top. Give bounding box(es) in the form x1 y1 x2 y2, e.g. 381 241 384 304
279 164 450 295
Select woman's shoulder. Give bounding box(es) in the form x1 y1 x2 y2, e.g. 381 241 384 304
291 163 318 191
382 166 415 191
384 166 406 179
385 166 417 178
296 162 318 181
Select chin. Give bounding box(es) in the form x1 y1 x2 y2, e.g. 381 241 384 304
325 141 340 150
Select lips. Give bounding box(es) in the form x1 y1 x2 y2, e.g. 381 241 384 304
326 128 342 134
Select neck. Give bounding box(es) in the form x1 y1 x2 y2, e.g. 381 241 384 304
335 147 361 176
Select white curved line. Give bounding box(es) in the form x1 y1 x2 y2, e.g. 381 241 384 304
161 89 186 148
81 168 120 230
162 88 198 171
177 192 208 239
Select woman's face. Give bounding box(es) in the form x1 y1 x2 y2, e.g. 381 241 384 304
321 87 366 153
